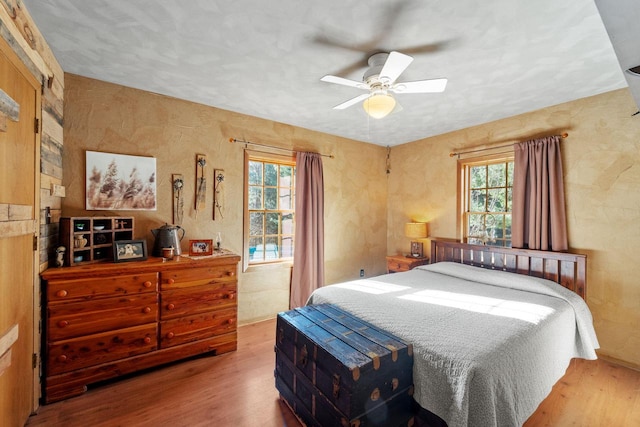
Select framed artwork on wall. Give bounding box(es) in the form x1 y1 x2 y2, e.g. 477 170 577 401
86 150 157 210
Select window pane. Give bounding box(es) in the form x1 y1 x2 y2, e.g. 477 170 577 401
491 215 504 238
280 165 293 186
507 187 512 211
249 186 262 209
487 188 506 212
470 189 486 212
249 161 263 185
265 236 279 260
505 214 512 238
468 213 484 237
265 163 278 186
281 213 294 234
249 237 263 261
487 163 506 187
265 187 277 209
279 187 292 210
281 235 294 258
470 166 486 189
250 212 264 236
266 212 279 235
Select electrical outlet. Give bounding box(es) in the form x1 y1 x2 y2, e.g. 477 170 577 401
360 269 365 277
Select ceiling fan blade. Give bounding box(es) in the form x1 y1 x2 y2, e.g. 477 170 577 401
379 51 413 84
321 75 368 89
333 93 372 110
391 78 448 94
396 39 455 56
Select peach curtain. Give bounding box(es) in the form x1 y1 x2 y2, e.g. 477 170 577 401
512 135 568 251
290 152 325 308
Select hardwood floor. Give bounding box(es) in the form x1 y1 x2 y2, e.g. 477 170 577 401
26 319 640 427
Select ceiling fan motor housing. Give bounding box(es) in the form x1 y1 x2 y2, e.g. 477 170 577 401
363 52 389 83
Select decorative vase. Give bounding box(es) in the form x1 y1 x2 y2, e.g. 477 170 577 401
74 234 87 248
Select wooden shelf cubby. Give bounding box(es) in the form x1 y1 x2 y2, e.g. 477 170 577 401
59 217 134 266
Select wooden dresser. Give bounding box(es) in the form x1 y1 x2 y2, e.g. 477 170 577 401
40 253 240 403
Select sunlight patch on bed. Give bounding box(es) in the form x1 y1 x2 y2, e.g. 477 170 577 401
398 290 555 324
332 280 411 294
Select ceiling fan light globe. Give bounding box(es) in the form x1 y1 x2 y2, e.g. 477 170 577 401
363 94 396 119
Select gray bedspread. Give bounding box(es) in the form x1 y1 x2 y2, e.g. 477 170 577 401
307 262 599 427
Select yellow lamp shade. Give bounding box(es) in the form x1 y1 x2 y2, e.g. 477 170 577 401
405 222 427 239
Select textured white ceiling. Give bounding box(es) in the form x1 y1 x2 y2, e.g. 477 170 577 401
24 0 628 146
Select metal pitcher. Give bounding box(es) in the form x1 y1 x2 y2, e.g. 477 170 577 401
151 223 185 257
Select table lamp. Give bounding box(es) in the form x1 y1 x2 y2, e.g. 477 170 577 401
405 222 427 258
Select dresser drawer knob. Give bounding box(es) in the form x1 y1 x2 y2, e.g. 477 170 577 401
167 278 175 285
227 318 236 325
166 332 175 339
226 293 236 300
144 336 152 344
143 307 151 314
57 320 69 328
55 290 68 298
166 303 175 310
228 271 235 277
57 355 67 363
143 281 153 288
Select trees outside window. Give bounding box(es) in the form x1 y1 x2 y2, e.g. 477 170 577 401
461 158 514 247
246 155 295 264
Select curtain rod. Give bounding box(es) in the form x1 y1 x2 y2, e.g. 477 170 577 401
449 132 568 158
229 138 335 159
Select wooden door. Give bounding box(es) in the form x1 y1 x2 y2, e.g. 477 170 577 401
0 36 41 426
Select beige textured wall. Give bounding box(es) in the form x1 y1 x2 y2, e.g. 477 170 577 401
388 88 640 368
62 74 388 325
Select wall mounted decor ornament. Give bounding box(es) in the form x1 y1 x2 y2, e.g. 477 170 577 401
172 174 184 225
195 154 207 217
213 169 225 220
85 151 156 211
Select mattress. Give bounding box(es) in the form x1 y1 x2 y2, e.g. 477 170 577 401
307 262 599 427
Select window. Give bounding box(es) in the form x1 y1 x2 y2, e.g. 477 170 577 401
245 152 295 265
460 157 514 247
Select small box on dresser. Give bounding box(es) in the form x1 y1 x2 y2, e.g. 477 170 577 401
275 304 415 427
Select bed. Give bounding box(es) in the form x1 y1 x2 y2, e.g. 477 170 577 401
307 240 599 427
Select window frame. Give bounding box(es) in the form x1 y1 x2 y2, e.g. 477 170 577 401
457 154 514 247
243 150 296 272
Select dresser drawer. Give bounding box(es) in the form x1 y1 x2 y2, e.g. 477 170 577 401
47 324 157 375
48 293 158 341
160 265 236 290
47 272 158 301
160 306 237 348
161 282 237 320
387 259 410 272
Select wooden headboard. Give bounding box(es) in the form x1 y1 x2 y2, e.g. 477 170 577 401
430 240 587 299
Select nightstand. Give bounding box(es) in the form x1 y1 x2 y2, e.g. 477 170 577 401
386 255 430 273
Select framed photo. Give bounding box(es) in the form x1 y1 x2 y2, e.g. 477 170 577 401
86 150 157 211
410 241 424 258
189 239 213 256
113 239 148 263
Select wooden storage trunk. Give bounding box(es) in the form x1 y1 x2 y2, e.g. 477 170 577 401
275 304 415 427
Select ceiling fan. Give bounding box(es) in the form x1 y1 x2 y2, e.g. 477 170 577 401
321 51 447 119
